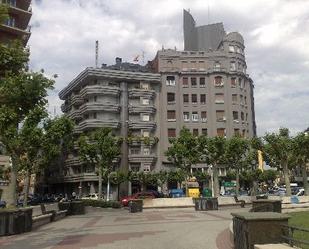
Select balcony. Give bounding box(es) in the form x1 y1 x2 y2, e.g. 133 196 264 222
126 136 159 146
128 105 156 114
71 95 83 106
63 173 98 183
78 119 120 131
61 103 71 113
0 23 31 41
128 154 157 164
9 5 32 28
128 88 155 99
67 109 82 120
65 157 82 167
128 121 156 130
80 103 120 114
80 85 120 98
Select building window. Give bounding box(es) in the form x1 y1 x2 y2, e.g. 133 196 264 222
94 96 97 102
214 76 224 87
229 45 235 52
143 165 151 172
193 129 199 136
183 77 188 87
168 128 176 138
142 131 150 137
239 78 243 89
232 94 237 104
93 112 97 119
166 76 176 86
234 129 240 136
242 129 246 137
216 111 225 122
217 128 226 137
142 114 150 121
192 112 198 122
202 128 208 136
246 113 248 121
130 164 140 172
130 148 140 155
141 83 149 90
143 148 150 155
238 62 242 71
192 94 197 104
167 92 175 103
200 94 206 104
231 78 237 88
198 61 205 71
167 110 176 121
182 61 188 71
241 112 245 121
200 77 205 87
141 98 149 105
230 62 236 71
183 112 190 122
233 111 239 121
237 47 241 54
215 93 224 104
5 16 15 27
191 77 197 87
244 96 247 105
201 111 207 122
183 94 189 104
240 95 244 105
214 62 221 71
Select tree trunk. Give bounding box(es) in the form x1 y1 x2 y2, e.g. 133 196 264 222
23 170 30 207
6 156 18 207
213 165 220 197
107 174 110 201
302 164 309 196
282 161 291 196
98 167 102 200
236 169 240 196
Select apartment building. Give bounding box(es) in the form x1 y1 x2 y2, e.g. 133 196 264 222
52 10 256 196
0 0 32 45
54 63 161 197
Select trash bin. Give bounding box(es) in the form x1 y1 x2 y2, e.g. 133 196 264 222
202 188 212 197
129 199 143 213
169 189 184 198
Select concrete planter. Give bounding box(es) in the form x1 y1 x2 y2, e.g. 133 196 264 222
0 208 32 236
58 201 85 215
231 212 289 249
129 199 143 213
194 197 218 211
251 200 282 213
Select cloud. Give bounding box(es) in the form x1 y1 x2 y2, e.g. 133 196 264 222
29 0 309 136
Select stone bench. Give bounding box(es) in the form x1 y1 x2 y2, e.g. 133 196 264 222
254 244 292 249
42 203 67 221
31 205 52 229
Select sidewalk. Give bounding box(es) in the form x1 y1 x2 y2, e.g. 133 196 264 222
0 207 246 249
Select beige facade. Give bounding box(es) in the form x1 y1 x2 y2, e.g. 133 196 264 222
0 0 32 45
54 13 255 196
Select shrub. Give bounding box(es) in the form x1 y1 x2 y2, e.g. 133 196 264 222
81 199 121 208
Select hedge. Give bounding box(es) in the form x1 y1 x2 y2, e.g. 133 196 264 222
81 199 121 208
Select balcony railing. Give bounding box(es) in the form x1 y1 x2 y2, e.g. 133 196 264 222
79 102 120 114
128 105 156 114
80 85 120 98
128 88 155 99
78 119 120 131
128 120 156 130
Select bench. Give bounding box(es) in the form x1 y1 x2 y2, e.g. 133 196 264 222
234 196 245 208
31 205 52 229
42 203 67 221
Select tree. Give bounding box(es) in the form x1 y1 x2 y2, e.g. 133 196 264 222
262 128 295 196
198 136 226 197
0 42 54 206
165 127 200 195
225 136 250 196
78 128 121 200
0 3 8 23
292 132 309 195
18 112 74 206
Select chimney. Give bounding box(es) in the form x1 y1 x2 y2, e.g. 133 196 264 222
115 57 122 65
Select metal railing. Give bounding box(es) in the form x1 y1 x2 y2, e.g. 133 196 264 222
281 224 309 248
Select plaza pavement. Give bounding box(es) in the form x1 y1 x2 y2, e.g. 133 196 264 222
0 207 248 249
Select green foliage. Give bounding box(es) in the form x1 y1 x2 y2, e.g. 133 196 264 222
167 170 186 183
81 199 121 208
78 127 121 173
165 127 200 173
192 170 209 182
0 3 8 30
225 136 250 170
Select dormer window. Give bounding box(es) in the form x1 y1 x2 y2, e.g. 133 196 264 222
230 62 236 71
166 76 176 86
214 62 221 71
214 76 224 87
229 45 235 52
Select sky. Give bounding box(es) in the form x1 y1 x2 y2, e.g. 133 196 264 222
29 0 309 136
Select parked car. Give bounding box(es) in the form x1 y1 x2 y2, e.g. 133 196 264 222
296 188 304 196
81 193 99 200
121 191 156 206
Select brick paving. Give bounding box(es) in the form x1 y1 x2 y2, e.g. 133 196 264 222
0 207 248 249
